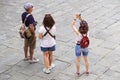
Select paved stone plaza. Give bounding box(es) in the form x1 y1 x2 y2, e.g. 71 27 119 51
0 0 120 80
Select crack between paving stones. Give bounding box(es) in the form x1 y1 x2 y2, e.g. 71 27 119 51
103 68 109 74
94 48 115 65
56 58 71 65
0 60 23 75
95 68 110 80
3 44 19 50
57 39 71 43
114 70 120 73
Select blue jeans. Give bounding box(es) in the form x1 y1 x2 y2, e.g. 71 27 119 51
41 45 56 52
75 44 88 57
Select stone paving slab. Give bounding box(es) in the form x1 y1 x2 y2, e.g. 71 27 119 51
0 0 120 80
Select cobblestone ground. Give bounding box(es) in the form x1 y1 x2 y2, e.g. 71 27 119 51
0 0 120 80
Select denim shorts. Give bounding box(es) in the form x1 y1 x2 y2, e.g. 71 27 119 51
40 45 56 52
75 44 88 57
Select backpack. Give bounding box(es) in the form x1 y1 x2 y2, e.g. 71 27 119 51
19 14 32 39
79 20 89 48
80 34 89 48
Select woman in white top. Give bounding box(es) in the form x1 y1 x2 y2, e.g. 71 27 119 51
38 14 56 74
72 14 89 76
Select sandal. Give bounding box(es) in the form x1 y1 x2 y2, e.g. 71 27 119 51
86 72 89 76
23 56 30 61
76 72 80 77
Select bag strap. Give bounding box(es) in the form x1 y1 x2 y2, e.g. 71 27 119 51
23 14 31 25
43 26 55 39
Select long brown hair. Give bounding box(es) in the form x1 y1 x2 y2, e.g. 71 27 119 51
43 14 55 28
79 20 89 34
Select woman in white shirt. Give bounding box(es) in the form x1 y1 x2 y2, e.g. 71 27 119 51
72 14 89 76
38 14 56 74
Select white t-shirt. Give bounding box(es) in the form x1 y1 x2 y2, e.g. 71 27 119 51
38 25 56 47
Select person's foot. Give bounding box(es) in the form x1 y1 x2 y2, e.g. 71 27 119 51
86 72 89 76
76 72 80 77
23 57 30 61
49 64 55 70
29 58 39 64
43 68 50 74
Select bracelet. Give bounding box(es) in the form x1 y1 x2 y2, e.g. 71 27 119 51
74 19 76 21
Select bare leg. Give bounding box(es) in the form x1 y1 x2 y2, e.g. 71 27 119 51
83 56 89 72
43 51 50 69
29 48 34 60
48 51 53 66
76 57 81 73
24 46 28 58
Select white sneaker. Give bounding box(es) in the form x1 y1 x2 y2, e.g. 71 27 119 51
29 58 39 64
23 56 30 61
43 68 50 74
23 58 29 61
49 64 55 70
